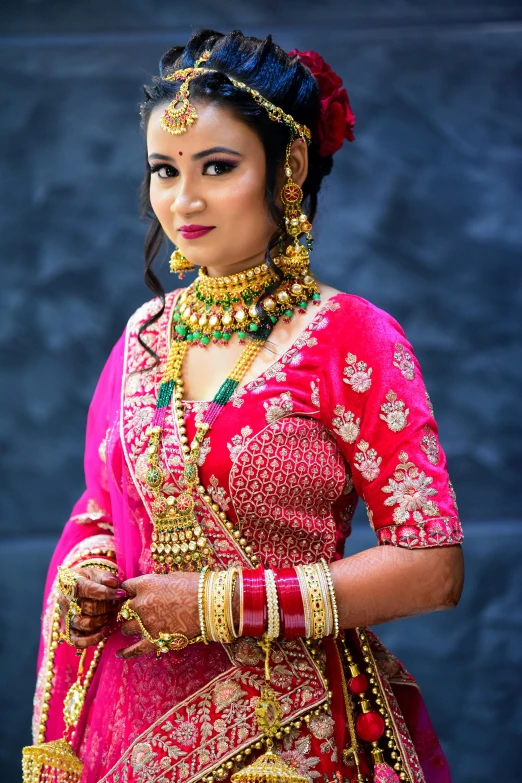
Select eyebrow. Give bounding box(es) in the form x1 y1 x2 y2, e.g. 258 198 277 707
148 146 242 162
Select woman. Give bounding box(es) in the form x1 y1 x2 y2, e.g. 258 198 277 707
25 29 464 783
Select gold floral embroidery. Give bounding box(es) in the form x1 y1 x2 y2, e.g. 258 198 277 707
332 404 360 444
448 479 458 511
212 679 247 712
382 451 440 524
131 743 155 774
98 427 110 463
393 343 415 380
206 475 231 512
354 440 382 481
264 361 287 383
426 390 434 416
231 385 247 408
310 379 320 408
420 425 439 465
379 390 409 432
196 436 211 466
309 712 335 740
264 391 294 424
71 499 109 526
170 719 199 747
280 735 321 781
227 425 253 462
343 352 372 393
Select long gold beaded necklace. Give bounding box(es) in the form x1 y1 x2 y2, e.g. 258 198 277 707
145 335 265 572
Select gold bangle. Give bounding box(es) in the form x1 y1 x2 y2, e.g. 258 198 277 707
117 600 203 658
204 570 218 642
264 569 280 640
226 567 240 639
212 569 234 644
295 565 312 638
320 558 340 638
302 563 326 639
198 565 210 644
315 562 333 637
78 559 118 573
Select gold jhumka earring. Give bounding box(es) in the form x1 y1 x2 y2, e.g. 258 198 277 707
277 141 314 275
169 248 194 278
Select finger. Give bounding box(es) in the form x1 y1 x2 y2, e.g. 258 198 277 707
71 613 112 633
80 598 119 617
80 567 120 589
76 575 124 602
70 626 111 649
120 577 140 598
116 638 155 660
120 619 141 637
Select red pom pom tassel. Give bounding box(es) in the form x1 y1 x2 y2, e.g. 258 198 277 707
355 710 385 743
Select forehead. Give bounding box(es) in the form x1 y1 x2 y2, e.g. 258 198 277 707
147 101 260 153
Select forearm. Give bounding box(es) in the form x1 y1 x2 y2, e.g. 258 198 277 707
331 544 464 629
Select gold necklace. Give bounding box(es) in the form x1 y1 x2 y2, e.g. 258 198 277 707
173 261 321 346
146 336 265 572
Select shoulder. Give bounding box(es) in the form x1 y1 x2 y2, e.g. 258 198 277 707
324 292 408 347
319 291 421 382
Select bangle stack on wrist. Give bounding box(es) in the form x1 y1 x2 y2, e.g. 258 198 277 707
198 561 339 643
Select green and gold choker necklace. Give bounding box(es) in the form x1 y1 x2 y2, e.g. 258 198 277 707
173 260 321 346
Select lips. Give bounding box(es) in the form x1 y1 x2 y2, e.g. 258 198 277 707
179 224 215 240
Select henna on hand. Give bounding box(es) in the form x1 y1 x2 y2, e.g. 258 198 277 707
117 572 200 660
58 566 126 649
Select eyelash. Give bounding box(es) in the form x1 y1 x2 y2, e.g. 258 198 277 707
149 159 237 178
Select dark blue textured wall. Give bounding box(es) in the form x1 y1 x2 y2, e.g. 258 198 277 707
1 3 521 781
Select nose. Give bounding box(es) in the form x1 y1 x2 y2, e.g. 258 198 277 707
169 176 205 216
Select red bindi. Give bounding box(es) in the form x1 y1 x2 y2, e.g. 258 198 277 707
178 151 183 156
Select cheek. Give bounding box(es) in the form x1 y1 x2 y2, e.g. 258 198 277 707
219 171 269 226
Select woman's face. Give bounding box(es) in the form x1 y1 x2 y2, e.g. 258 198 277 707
147 101 276 275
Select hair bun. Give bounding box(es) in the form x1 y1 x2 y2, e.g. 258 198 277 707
288 49 355 157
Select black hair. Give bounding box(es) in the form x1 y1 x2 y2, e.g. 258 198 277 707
137 29 334 363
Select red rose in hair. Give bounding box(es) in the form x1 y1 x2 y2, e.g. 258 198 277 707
288 49 355 157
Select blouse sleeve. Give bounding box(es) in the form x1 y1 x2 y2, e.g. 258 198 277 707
319 295 463 549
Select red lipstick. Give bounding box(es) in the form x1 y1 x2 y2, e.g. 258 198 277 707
179 224 215 240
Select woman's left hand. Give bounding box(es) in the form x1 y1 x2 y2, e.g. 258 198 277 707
117 572 200 660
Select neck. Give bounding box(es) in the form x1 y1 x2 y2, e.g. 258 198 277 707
204 247 272 278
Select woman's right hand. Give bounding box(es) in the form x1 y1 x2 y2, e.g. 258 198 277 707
57 566 127 648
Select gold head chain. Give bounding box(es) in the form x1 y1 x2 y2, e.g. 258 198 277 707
160 50 312 143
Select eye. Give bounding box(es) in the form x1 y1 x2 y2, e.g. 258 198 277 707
204 160 237 176
149 163 178 179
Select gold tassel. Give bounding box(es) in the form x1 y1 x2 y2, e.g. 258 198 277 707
231 745 308 783
22 738 83 783
23 640 106 783
231 636 308 783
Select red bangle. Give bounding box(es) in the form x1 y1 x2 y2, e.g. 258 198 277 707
242 565 266 636
274 568 306 637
